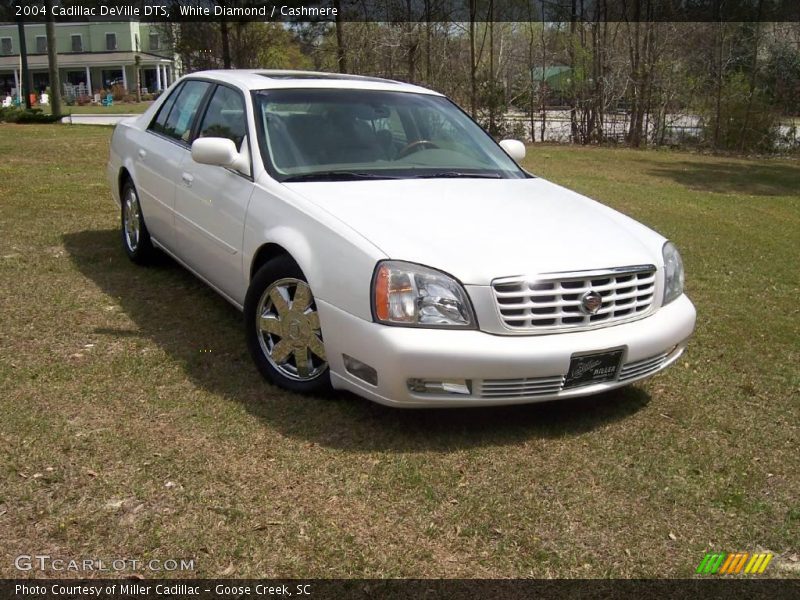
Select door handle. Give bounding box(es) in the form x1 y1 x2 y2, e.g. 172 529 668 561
181 172 194 187
137 149 146 159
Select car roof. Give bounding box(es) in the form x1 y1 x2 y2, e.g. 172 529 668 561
186 69 443 96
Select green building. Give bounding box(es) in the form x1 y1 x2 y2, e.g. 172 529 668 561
0 21 176 97
532 65 572 93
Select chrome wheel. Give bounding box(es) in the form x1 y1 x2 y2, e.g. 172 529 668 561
255 278 327 382
122 187 141 251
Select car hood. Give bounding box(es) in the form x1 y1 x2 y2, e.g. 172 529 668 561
284 177 666 285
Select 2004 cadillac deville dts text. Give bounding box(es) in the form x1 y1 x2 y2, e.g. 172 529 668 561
107 70 696 407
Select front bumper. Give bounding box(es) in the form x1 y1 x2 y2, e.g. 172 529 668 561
318 294 696 407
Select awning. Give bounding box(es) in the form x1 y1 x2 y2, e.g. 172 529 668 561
0 51 172 70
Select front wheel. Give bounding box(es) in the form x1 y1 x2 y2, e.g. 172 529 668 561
120 179 155 264
244 256 330 394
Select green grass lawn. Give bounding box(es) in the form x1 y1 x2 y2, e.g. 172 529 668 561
0 124 798 579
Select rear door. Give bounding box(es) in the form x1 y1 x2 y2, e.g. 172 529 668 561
136 80 212 252
174 83 254 303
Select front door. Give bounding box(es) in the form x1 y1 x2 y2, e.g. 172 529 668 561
137 79 212 252
174 84 253 303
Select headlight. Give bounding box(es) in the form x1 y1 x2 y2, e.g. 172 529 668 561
372 261 476 328
662 241 685 305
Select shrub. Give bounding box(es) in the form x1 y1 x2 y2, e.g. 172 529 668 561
111 84 127 101
0 107 62 124
700 72 779 153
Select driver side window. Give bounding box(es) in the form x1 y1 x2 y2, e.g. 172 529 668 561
197 85 247 151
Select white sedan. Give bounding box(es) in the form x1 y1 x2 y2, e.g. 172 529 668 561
107 70 696 407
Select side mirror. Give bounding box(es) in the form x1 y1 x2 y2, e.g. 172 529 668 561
499 139 526 162
191 137 249 175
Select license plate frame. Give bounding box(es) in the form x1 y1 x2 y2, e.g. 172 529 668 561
563 348 625 389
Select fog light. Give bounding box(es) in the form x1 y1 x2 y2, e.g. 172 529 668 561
407 378 472 395
343 354 378 386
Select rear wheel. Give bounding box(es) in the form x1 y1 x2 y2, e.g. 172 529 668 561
244 256 330 394
121 179 155 264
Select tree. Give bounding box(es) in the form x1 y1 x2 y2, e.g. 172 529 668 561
220 17 231 69
333 0 347 73
43 0 62 116
134 55 142 103
763 36 800 116
169 21 312 73
469 0 477 116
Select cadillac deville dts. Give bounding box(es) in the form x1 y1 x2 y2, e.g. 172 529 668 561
107 70 696 407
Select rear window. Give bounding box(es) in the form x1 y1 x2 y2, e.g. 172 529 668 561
149 82 183 136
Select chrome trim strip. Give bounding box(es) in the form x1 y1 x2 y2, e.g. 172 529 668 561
493 264 657 286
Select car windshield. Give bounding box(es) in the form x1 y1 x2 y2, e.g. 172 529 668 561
253 89 527 181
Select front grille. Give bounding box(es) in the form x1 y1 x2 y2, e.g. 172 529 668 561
617 351 669 382
479 375 565 398
476 350 671 399
492 266 656 332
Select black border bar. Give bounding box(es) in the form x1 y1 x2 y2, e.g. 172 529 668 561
2 579 800 600
2 0 800 23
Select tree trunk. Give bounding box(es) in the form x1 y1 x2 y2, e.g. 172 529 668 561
469 0 477 118
220 18 231 69
526 20 536 143
135 55 142 103
642 22 657 145
424 0 432 84
740 2 763 152
334 0 347 73
43 0 62 117
540 19 547 142
627 5 642 147
568 0 579 143
16 18 33 109
488 3 495 135
713 22 724 149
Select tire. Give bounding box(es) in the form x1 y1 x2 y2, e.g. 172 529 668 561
120 179 155 264
244 255 331 394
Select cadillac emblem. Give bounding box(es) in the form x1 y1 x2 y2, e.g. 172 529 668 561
579 290 603 315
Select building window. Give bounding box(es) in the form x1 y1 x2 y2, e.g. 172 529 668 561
36 36 47 53
106 33 117 51
101 69 124 88
0 38 11 55
71 34 82 52
149 33 160 51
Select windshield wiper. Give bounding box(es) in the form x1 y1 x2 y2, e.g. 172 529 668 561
413 171 503 179
282 171 400 182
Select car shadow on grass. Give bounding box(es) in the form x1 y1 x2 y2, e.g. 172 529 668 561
64 228 651 452
648 159 800 196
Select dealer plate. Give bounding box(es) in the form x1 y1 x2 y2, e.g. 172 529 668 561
563 349 624 389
